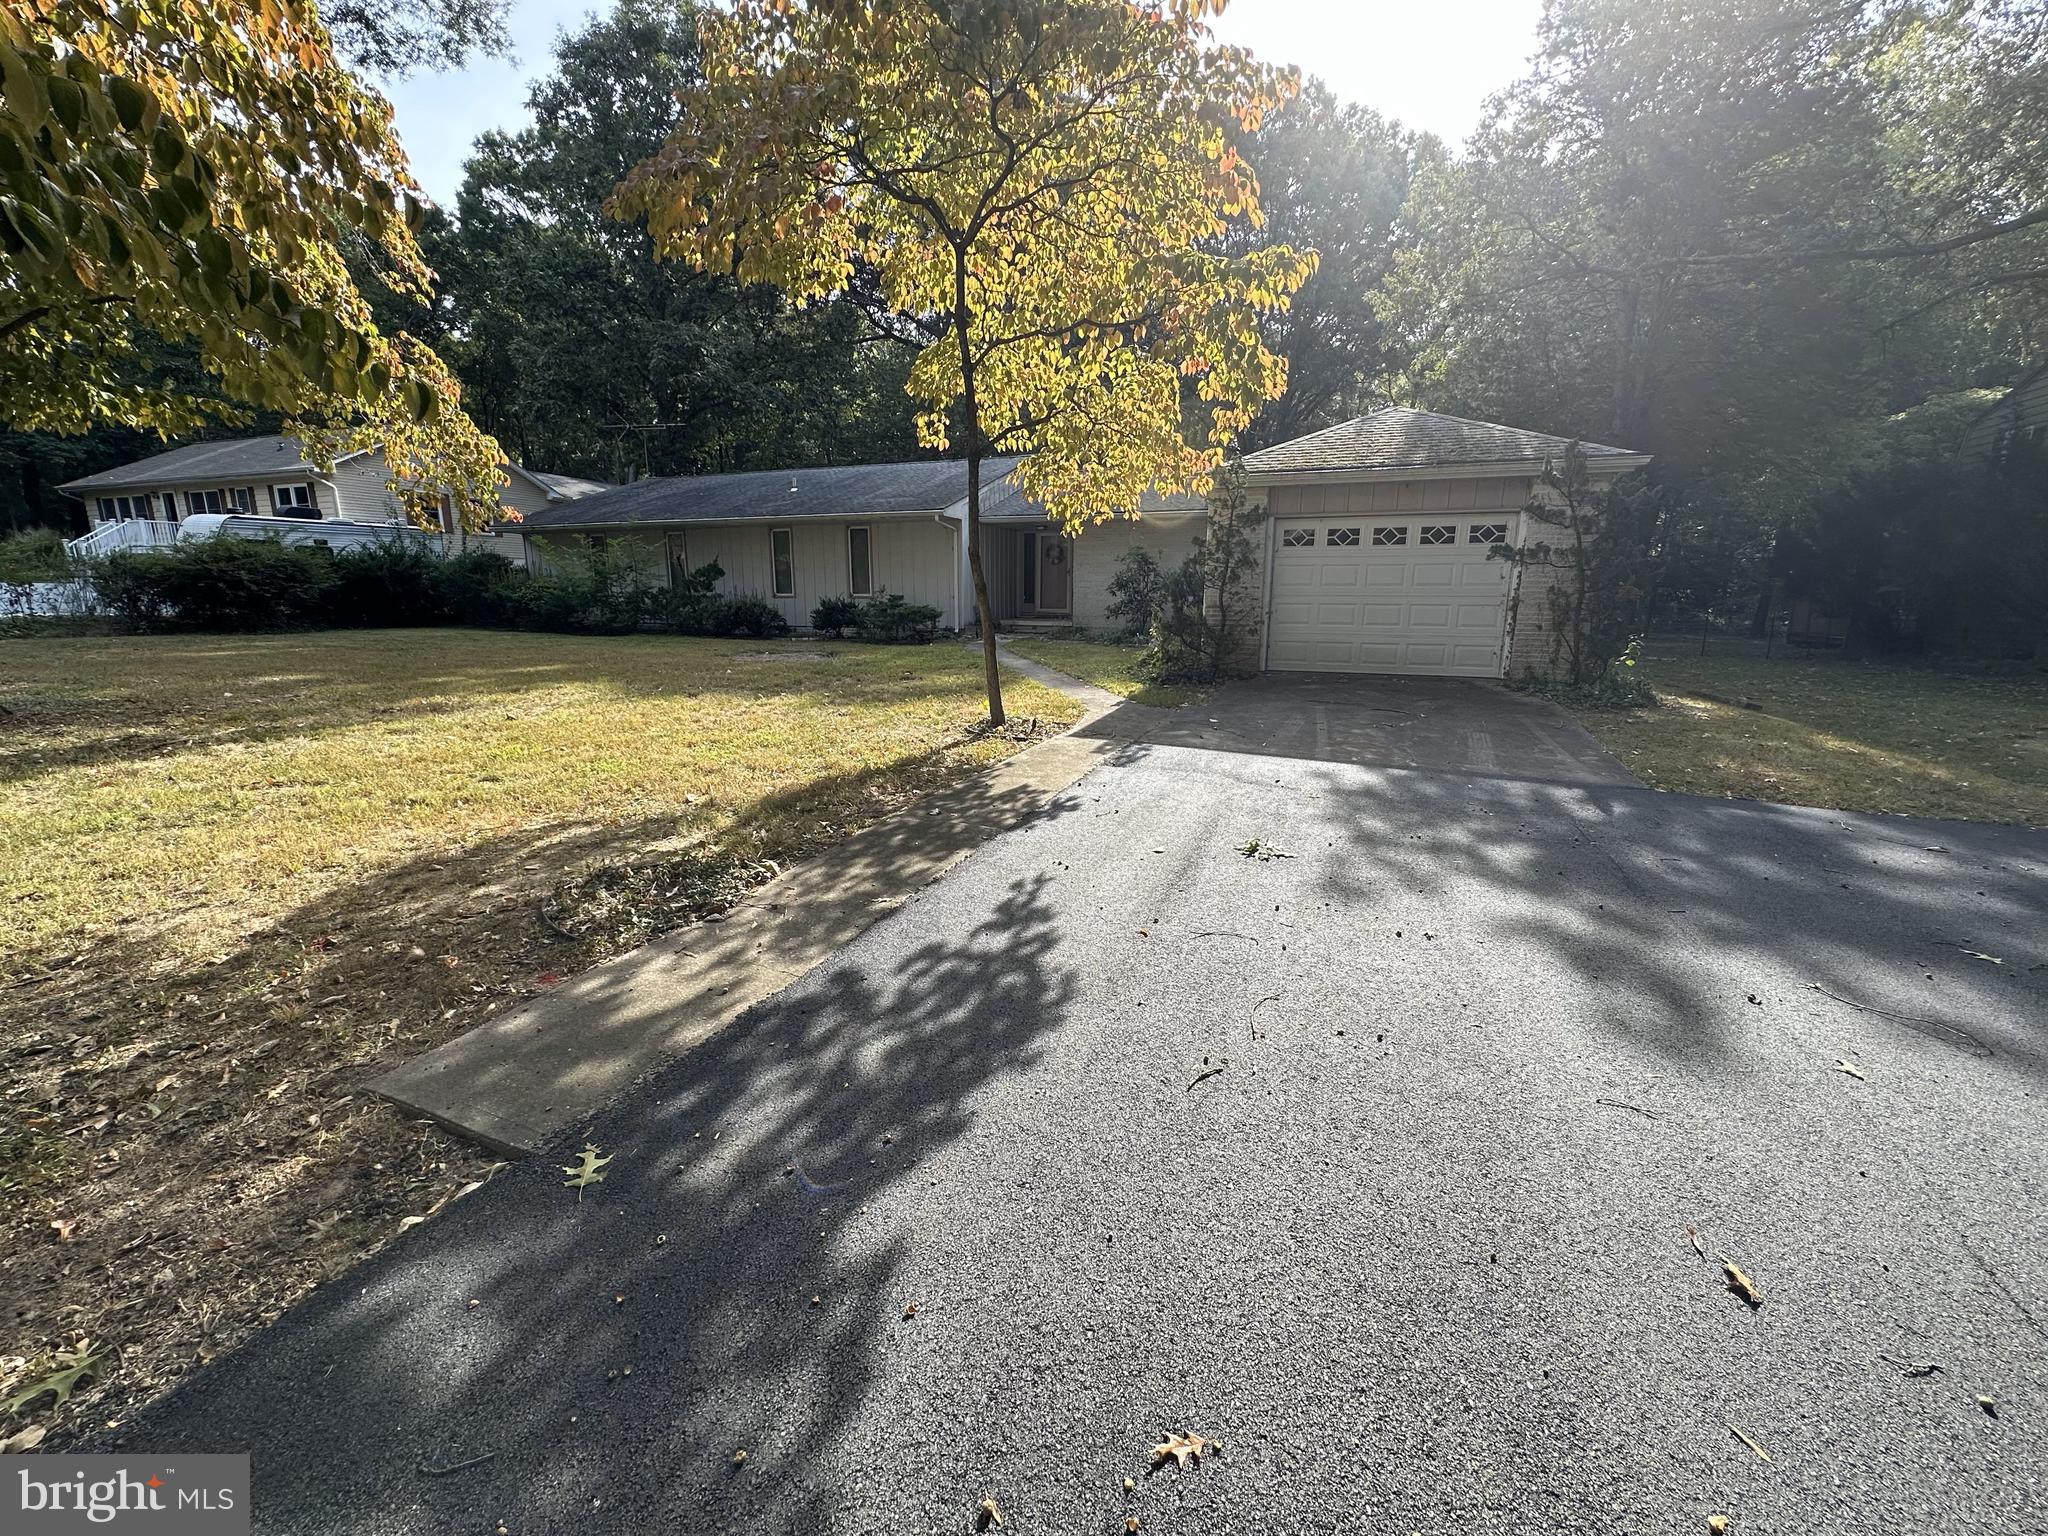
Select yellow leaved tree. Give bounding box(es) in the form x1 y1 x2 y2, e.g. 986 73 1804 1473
611 0 1313 722
0 0 505 524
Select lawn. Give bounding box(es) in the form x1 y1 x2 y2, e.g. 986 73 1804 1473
1568 653 2048 825
1002 634 1207 707
0 629 1076 1442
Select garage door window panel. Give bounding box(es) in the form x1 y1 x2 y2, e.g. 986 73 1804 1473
1326 527 1361 547
1281 527 1315 547
1420 524 1456 546
1372 526 1408 546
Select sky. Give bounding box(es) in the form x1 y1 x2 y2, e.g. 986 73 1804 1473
381 0 1548 210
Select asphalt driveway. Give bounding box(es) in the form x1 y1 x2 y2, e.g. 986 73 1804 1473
1088 671 1640 785
106 700 2048 1534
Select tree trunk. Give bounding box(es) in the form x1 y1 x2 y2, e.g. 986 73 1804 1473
953 254 1004 726
963 447 1005 727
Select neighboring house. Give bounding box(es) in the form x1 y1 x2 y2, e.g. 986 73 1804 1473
510 406 1652 681
58 435 609 551
1237 408 1650 678
516 459 1207 633
1960 363 2048 459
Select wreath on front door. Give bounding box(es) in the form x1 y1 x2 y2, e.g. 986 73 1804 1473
1044 542 1066 566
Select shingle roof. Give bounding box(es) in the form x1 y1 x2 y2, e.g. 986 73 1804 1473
526 470 613 501
520 456 1211 529
1242 408 1646 476
976 473 1207 522
519 458 1017 529
59 435 324 492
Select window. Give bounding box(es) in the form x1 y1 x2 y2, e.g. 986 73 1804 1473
666 531 691 589
160 493 179 523
185 489 225 516
436 494 456 536
95 495 154 522
226 487 255 515
1326 527 1361 547
771 527 795 597
1280 527 1315 548
587 533 609 553
1468 523 1508 545
1420 524 1456 546
271 483 317 518
1372 525 1408 547
847 525 873 595
1020 530 1036 603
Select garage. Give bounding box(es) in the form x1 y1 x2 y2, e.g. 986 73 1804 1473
1264 514 1512 676
1242 408 1652 682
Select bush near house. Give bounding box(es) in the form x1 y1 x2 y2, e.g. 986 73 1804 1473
810 595 862 636
66 535 806 639
854 593 942 643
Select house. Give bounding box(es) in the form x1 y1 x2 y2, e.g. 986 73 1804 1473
57 435 609 554
1960 362 2048 459
513 407 1650 681
514 458 1207 633
1237 408 1650 677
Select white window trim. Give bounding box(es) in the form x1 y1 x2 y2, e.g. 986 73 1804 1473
272 482 316 513
847 524 874 596
770 526 796 598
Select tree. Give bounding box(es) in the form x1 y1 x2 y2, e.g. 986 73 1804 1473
434 0 921 484
325 0 513 77
611 0 1314 724
1226 82 1420 448
1499 444 1663 688
0 1 503 523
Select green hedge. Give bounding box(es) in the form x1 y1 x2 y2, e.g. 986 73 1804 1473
81 535 777 637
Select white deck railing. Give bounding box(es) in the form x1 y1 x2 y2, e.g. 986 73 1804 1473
64 519 182 560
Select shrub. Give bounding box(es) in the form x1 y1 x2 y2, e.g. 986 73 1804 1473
855 593 941 643
714 593 791 637
1104 547 1165 638
0 529 68 584
438 548 534 627
648 559 728 635
810 594 861 636
323 536 447 627
92 536 332 631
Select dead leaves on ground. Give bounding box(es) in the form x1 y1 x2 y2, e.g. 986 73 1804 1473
561 1142 612 1201
2 1339 104 1415
1235 838 1293 862
1721 1257 1764 1309
1834 1058 1866 1080
1150 1431 1221 1472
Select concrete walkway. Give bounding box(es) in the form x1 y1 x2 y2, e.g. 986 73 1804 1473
372 648 1126 1153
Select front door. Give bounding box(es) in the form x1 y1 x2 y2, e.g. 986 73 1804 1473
1034 531 1071 617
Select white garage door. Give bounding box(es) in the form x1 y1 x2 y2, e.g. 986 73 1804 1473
1266 515 1513 676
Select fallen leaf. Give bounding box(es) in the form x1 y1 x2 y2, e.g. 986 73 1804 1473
1978 1394 1998 1418
1721 1257 1763 1308
1729 1424 1772 1463
536 971 561 986
1126 1520 1141 1533
1685 1223 1707 1259
732 1449 748 1467
1961 951 2003 965
1150 1430 1219 1471
902 1302 919 1320
978 1496 1002 1528
1236 839 1294 862
1834 1058 1866 1080
1708 1517 1730 1534
1 1425 47 1453
49 1216 78 1242
2 1340 104 1415
561 1143 612 1201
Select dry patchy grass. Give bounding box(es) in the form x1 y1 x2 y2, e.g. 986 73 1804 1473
1002 635 1206 708
1570 654 2048 825
0 629 1075 1441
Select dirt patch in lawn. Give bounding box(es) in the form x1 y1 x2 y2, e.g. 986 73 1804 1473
0 630 1075 1443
